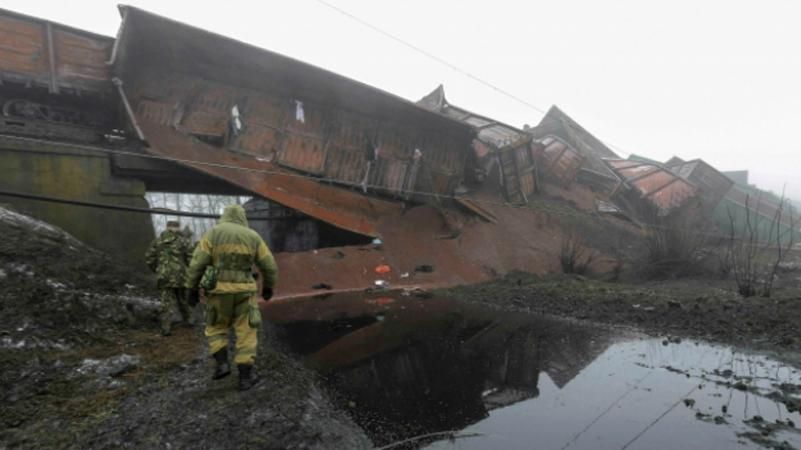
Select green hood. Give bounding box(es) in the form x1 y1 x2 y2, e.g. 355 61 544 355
219 204 248 227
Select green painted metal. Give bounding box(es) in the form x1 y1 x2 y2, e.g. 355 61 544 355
0 136 155 262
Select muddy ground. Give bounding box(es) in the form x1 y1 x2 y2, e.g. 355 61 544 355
439 271 801 356
4 200 801 449
0 206 370 450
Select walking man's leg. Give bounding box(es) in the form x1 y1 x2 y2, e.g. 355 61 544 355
205 294 234 380
159 288 177 336
233 294 260 390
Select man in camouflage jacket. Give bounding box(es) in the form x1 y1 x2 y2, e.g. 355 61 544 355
184 205 278 391
145 220 194 335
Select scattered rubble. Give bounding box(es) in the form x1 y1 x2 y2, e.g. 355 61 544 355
76 354 141 378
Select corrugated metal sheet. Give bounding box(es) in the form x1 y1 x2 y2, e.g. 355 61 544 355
106 7 482 236
533 135 585 187
52 28 111 84
419 85 522 149
0 9 112 93
115 6 471 139
527 106 620 193
498 141 537 204
606 159 698 214
126 71 467 198
418 85 542 203
106 5 475 226
137 120 402 237
667 159 733 209
277 133 327 174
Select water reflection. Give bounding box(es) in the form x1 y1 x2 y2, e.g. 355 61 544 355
269 294 616 446
266 293 801 449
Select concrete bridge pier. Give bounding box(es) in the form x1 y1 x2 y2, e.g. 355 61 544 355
0 136 155 263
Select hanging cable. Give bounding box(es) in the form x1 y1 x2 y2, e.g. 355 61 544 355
0 188 293 221
311 0 634 158
313 0 547 115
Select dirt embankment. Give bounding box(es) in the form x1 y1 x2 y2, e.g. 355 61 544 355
273 184 640 300
0 206 370 449
439 272 801 353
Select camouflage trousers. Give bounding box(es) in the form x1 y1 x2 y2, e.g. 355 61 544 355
205 292 261 366
159 287 194 334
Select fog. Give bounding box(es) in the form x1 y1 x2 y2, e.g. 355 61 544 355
8 0 800 200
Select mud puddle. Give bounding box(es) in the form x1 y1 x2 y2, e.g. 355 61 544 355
266 293 801 449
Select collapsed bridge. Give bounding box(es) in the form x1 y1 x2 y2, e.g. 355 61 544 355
0 6 651 296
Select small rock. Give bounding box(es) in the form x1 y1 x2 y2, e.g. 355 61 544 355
667 300 682 309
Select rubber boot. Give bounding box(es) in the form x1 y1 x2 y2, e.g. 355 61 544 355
212 349 231 380
237 364 260 391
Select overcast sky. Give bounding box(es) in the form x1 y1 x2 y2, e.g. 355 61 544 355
7 0 800 199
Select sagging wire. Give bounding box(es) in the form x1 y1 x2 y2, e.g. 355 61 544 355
0 189 292 220
559 370 656 450
560 344 722 450
620 354 737 450
311 0 634 158
620 383 701 450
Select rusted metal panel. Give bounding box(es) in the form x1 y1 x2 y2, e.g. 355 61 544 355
277 133 327 174
277 98 329 174
418 85 546 203
528 106 621 193
418 85 522 149
109 5 476 241
137 119 402 237
136 99 172 126
236 123 281 157
514 144 537 200
606 159 698 213
369 157 409 194
52 28 111 85
668 159 733 209
325 144 368 185
0 14 48 82
533 135 585 187
114 5 474 152
0 9 112 93
498 142 535 204
127 70 466 199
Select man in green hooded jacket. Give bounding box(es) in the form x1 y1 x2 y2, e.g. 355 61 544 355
184 205 278 391
145 220 194 336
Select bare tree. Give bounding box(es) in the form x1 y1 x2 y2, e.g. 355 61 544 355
145 193 251 240
560 229 596 275
641 204 709 278
727 192 799 297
